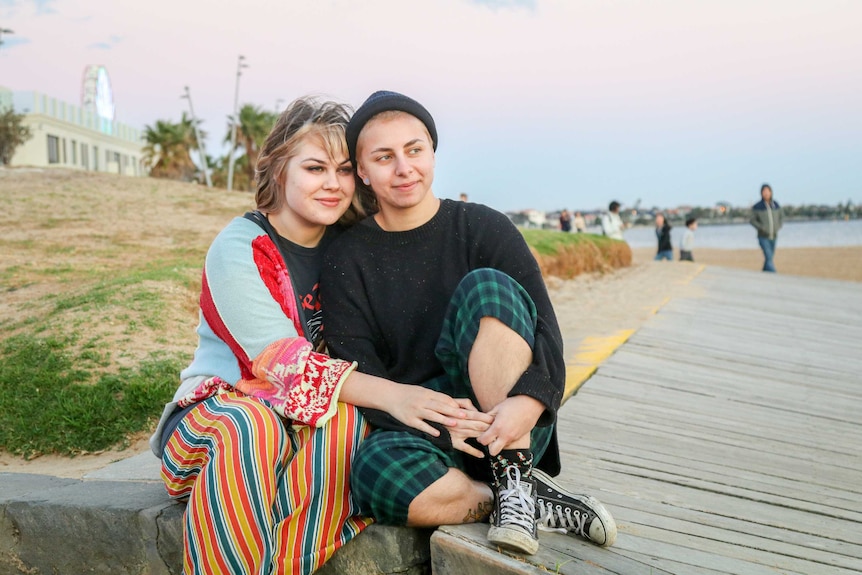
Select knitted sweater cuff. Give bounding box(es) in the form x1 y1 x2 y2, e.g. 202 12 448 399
509 369 561 427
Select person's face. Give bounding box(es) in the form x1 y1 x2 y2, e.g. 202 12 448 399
691 221 698 231
655 214 665 226
356 114 436 214
761 186 773 202
279 136 354 235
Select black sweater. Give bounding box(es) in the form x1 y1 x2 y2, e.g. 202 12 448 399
321 200 564 453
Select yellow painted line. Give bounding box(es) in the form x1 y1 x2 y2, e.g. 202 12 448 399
645 296 671 316
674 263 706 285
564 329 635 400
563 268 701 401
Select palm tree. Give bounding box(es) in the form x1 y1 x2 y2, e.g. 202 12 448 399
226 104 277 189
143 113 204 181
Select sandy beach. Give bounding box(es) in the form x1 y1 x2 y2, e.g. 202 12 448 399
632 246 862 283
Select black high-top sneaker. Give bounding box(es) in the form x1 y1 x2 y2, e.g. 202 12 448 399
487 465 539 555
533 469 617 547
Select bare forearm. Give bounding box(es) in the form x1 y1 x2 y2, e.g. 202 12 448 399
338 371 399 410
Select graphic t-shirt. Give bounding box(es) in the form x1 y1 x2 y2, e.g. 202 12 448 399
276 226 341 347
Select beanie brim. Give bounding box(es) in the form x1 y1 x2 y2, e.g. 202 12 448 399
346 91 437 165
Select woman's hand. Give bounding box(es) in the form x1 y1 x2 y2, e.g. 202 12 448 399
339 372 494 448
445 398 494 458
384 385 475 438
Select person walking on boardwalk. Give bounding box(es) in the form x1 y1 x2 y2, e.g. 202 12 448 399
150 97 476 575
654 212 673 261
321 90 617 556
750 183 783 272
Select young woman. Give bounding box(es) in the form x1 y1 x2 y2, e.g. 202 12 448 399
149 97 479 575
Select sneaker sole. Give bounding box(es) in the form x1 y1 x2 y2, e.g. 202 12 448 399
487 525 540 555
533 469 618 547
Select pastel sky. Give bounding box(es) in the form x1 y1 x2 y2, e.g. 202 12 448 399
1 0 860 212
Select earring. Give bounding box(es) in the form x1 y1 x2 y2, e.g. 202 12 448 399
362 178 370 185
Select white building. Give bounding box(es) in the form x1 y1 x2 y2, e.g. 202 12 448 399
1 78 144 176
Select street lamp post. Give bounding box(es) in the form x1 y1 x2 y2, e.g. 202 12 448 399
227 55 247 192
181 86 212 188
0 28 13 51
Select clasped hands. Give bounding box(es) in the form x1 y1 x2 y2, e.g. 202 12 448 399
390 385 544 458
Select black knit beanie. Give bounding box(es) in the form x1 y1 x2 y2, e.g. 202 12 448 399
346 90 438 165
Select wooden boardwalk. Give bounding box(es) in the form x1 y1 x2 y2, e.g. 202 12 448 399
434 267 862 574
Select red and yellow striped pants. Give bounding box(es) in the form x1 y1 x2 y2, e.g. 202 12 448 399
161 392 372 575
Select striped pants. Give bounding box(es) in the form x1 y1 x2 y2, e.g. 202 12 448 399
161 392 372 575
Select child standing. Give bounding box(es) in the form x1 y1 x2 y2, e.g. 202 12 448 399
680 217 697 261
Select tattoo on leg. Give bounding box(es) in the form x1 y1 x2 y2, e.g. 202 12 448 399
462 500 494 523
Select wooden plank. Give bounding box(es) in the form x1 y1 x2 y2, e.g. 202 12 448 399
540 267 862 574
435 524 671 575
566 485 862 561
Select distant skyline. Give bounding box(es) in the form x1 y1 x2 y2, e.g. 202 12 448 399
1 0 860 212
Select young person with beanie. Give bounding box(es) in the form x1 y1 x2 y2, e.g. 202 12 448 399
321 91 616 555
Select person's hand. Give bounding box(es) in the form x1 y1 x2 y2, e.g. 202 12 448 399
445 398 495 458
477 395 545 456
384 385 474 438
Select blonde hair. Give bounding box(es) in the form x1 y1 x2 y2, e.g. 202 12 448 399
255 97 366 225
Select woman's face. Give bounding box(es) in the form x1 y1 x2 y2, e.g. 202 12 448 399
276 136 354 243
761 186 773 202
356 113 436 214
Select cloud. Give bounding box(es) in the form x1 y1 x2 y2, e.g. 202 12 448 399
467 0 536 11
32 0 56 13
87 35 122 50
0 0 56 16
0 35 29 49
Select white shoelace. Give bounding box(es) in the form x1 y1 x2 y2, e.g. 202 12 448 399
537 501 589 537
497 466 536 531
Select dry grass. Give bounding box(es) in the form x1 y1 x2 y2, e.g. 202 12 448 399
533 240 632 278
0 168 253 372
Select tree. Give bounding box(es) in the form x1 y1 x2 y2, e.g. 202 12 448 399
0 108 32 165
143 113 204 181
226 104 277 189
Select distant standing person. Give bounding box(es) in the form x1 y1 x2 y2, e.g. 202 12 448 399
600 201 625 240
559 208 572 232
573 211 586 233
654 213 673 261
459 193 469 202
750 183 783 272
680 217 697 261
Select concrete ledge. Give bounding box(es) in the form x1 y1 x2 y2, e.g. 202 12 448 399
0 473 432 575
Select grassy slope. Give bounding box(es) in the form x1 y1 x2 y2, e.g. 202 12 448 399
0 169 629 457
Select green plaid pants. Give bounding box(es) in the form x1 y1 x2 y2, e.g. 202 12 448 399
351 268 554 524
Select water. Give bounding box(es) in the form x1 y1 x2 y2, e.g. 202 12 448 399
612 219 862 250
